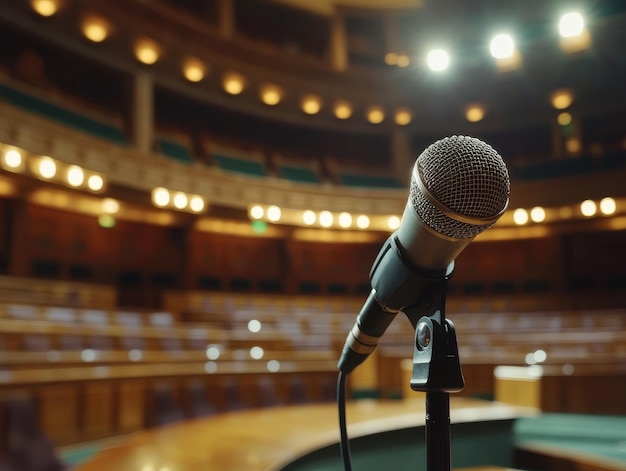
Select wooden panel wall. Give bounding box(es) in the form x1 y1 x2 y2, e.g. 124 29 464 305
2 198 626 308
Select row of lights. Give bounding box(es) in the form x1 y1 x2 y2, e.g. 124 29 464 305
151 187 206 213
30 1 588 126
1 147 105 191
387 12 586 71
250 199 621 231
512 198 617 225
421 12 588 73
249 204 402 231
30 1 415 125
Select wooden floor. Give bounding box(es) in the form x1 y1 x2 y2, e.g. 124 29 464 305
74 398 531 471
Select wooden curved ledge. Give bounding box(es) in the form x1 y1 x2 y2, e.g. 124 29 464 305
74 398 531 471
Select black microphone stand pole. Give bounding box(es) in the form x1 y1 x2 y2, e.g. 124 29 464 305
346 234 465 471
403 277 464 471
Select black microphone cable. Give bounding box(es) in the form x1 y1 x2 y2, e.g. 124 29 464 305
337 370 353 471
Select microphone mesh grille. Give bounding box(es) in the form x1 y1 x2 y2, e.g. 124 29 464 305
410 135 510 239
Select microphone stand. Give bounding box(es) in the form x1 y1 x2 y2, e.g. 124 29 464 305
403 276 464 471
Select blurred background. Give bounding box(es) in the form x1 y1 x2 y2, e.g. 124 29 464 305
0 0 625 469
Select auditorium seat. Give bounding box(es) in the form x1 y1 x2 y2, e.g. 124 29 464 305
323 156 402 188
0 77 127 146
186 380 217 418
273 154 322 184
1 396 66 471
206 142 268 178
155 134 194 164
287 377 311 404
222 379 247 411
256 377 281 407
148 383 186 427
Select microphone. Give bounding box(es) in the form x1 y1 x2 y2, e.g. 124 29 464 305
338 136 510 374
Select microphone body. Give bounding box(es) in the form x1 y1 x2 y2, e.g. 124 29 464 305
338 136 510 374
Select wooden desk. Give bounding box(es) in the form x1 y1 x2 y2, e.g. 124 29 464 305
75 398 531 471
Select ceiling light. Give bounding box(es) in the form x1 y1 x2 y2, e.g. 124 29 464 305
31 0 58 17
266 205 281 222
2 149 23 169
173 192 188 209
530 206 546 223
87 174 104 191
394 109 412 126
367 106 384 124
513 208 529 225
249 205 264 219
338 212 352 228
356 215 370 229
387 216 401 230
490 34 515 59
600 197 616 215
223 73 244 95
134 38 160 65
580 200 596 217
559 12 585 38
465 104 485 122
396 55 410 68
557 112 572 126
301 95 321 115
81 14 110 43
384 52 397 65
427 49 450 71
189 196 205 213
183 57 206 82
260 84 282 106
38 157 56 179
101 198 120 214
566 138 581 154
302 210 316 225
551 89 573 110
152 187 170 207
319 211 333 228
334 101 352 120
66 165 84 187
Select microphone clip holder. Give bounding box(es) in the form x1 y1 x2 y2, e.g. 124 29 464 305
403 276 464 471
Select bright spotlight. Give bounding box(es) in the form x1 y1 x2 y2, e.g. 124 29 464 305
600 197 616 215
356 215 370 229
31 0 58 17
302 210 316 225
580 200 596 217
249 205 264 219
427 49 450 71
266 205 281 222
152 187 170 207
87 174 104 191
490 34 515 59
338 212 352 228
513 208 529 225
559 12 585 38
173 192 188 210
38 157 56 179
134 38 160 65
189 196 205 213
319 211 333 228
66 166 85 187
3 149 23 169
101 198 120 214
530 206 546 223
387 216 401 230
